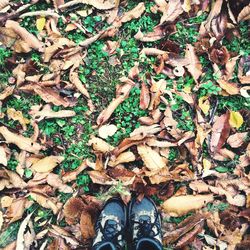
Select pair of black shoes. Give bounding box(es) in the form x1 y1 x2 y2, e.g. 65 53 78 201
92 197 163 250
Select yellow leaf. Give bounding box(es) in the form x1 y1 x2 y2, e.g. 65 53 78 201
198 96 210 115
203 158 212 171
229 111 243 129
36 17 46 32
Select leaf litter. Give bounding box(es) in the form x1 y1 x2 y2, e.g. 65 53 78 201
0 0 249 249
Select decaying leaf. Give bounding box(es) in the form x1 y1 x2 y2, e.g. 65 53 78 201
31 156 64 173
162 194 214 216
0 126 42 153
63 197 84 220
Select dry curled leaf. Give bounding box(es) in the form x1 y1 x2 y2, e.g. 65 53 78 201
0 126 42 153
6 20 44 52
120 2 145 23
237 3 250 22
7 108 29 131
140 82 150 110
108 151 136 167
31 156 64 173
63 197 84 220
0 86 14 101
162 194 214 216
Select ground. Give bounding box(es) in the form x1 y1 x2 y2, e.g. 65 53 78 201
0 0 250 249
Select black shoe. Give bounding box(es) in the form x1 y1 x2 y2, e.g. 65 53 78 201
92 197 126 250
128 197 163 250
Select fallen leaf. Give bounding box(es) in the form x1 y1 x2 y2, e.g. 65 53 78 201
210 113 230 153
80 211 95 239
6 20 44 51
120 2 145 23
29 104 76 122
36 17 46 32
88 170 116 185
29 192 60 214
227 132 248 148
198 96 210 115
210 46 230 65
0 126 42 153
108 151 136 167
0 211 3 232
4 169 27 189
185 44 202 83
159 0 183 24
140 82 150 110
137 144 167 172
0 86 14 101
7 108 29 131
60 0 116 10
217 80 239 95
162 194 214 216
0 145 7 166
98 124 117 139
229 111 244 129
63 197 84 222
6 198 27 222
31 156 64 173
88 136 114 153
47 173 73 193
16 213 33 250
237 3 250 22
62 161 87 183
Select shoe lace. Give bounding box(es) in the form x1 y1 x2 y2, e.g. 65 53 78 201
133 216 160 239
98 220 124 248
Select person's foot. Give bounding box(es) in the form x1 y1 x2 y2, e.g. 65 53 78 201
92 197 126 250
128 197 163 250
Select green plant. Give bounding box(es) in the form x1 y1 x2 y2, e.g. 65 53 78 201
76 173 91 192
0 48 11 66
0 221 20 248
200 81 222 96
168 147 179 162
207 202 229 212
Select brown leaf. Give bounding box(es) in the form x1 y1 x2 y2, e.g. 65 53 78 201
120 2 145 23
59 0 116 10
210 113 230 154
0 86 14 101
0 126 42 153
7 108 29 131
29 104 76 122
47 173 73 193
162 194 214 216
6 20 44 52
149 79 167 110
63 197 84 221
31 156 64 173
80 211 95 239
224 56 240 81
134 25 166 42
6 198 27 223
33 84 71 107
4 169 27 189
97 80 134 125
62 161 87 183
185 44 202 82
159 0 183 24
98 124 117 139
210 46 230 65
227 132 248 148
88 136 114 153
237 3 250 22
137 144 167 172
108 151 136 167
140 82 150 110
217 79 240 95
0 145 7 166
88 170 116 185
238 57 250 84
29 192 60 214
